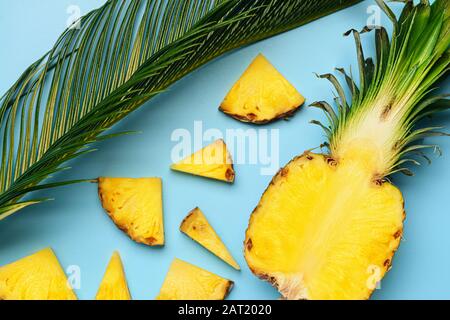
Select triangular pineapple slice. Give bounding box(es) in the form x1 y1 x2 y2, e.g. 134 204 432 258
219 54 305 124
96 251 131 300
156 258 233 300
0 248 77 300
98 177 164 246
171 139 235 183
180 207 240 270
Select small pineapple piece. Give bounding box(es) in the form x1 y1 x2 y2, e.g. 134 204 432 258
171 139 235 183
181 207 240 270
219 54 305 124
96 251 131 300
98 177 164 246
0 248 77 300
156 258 233 300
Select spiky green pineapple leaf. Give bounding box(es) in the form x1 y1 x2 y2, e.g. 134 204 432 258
312 0 449 177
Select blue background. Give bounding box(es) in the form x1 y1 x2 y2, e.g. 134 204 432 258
0 0 449 300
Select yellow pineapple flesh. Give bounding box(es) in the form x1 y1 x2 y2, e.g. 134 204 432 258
98 177 164 246
171 139 235 183
219 54 305 124
0 248 77 300
96 251 131 300
156 258 233 300
180 207 240 270
245 153 404 300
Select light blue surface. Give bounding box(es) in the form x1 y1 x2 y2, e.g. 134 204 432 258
0 0 449 300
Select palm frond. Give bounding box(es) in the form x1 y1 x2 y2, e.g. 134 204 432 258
0 0 361 220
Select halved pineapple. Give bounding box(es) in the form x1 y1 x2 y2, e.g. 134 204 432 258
171 139 235 183
96 251 131 300
156 258 233 300
0 248 77 300
245 153 404 299
180 207 240 270
98 177 164 246
244 0 449 299
219 54 305 124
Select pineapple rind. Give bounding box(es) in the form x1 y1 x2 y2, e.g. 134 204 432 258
171 139 235 183
156 258 233 300
220 54 305 124
180 207 240 270
0 248 77 300
98 177 164 246
95 251 131 300
245 153 404 300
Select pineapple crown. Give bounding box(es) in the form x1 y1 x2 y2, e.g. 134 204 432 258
312 0 449 177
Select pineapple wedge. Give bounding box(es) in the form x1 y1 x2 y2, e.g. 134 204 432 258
0 248 77 300
96 251 131 300
156 258 233 300
180 207 240 270
219 54 305 124
98 177 164 246
171 139 235 183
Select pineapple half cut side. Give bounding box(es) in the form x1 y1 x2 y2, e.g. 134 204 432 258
171 139 235 183
98 177 164 246
96 251 131 300
156 258 233 300
0 248 77 300
245 0 449 300
180 207 240 270
245 153 404 299
219 54 305 124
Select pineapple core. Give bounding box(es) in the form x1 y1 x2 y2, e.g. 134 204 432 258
98 177 164 246
220 54 305 124
156 258 233 300
180 207 240 270
0 248 77 300
245 153 404 300
171 139 235 183
96 251 131 300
